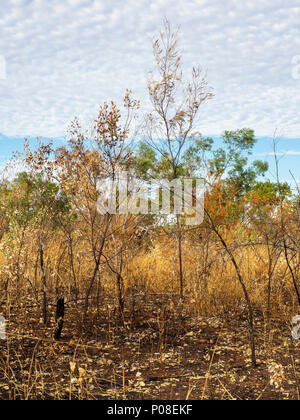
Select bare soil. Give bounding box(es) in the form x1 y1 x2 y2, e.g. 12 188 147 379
0 296 299 400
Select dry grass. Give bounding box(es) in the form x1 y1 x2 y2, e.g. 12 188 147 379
0 220 299 400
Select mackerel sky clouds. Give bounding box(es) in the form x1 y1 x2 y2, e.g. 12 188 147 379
0 0 300 140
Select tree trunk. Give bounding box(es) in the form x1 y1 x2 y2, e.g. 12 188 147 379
177 214 184 298
54 298 65 340
205 210 257 367
40 241 47 325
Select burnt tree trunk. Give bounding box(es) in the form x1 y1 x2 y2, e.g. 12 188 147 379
54 298 65 340
40 241 47 325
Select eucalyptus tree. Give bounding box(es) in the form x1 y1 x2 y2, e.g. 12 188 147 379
144 19 213 297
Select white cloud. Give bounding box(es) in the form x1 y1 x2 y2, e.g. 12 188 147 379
255 150 300 156
0 0 299 137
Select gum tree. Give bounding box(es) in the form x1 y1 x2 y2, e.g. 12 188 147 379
144 19 213 297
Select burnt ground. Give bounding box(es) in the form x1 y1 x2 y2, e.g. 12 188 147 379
0 296 299 400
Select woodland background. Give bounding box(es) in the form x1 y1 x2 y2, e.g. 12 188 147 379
0 21 299 400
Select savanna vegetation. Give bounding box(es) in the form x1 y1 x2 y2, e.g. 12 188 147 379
0 20 299 400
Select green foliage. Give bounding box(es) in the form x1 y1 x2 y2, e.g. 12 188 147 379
248 180 291 203
133 142 188 181
133 143 158 179
134 129 269 199
207 129 269 196
0 172 71 231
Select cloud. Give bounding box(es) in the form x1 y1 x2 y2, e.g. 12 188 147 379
255 150 300 156
0 0 300 138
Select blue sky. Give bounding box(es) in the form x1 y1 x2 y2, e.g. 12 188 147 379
0 0 299 184
0 132 299 187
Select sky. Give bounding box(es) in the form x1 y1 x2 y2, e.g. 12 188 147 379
0 0 299 183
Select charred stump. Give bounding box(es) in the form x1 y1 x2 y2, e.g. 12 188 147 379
53 298 65 340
